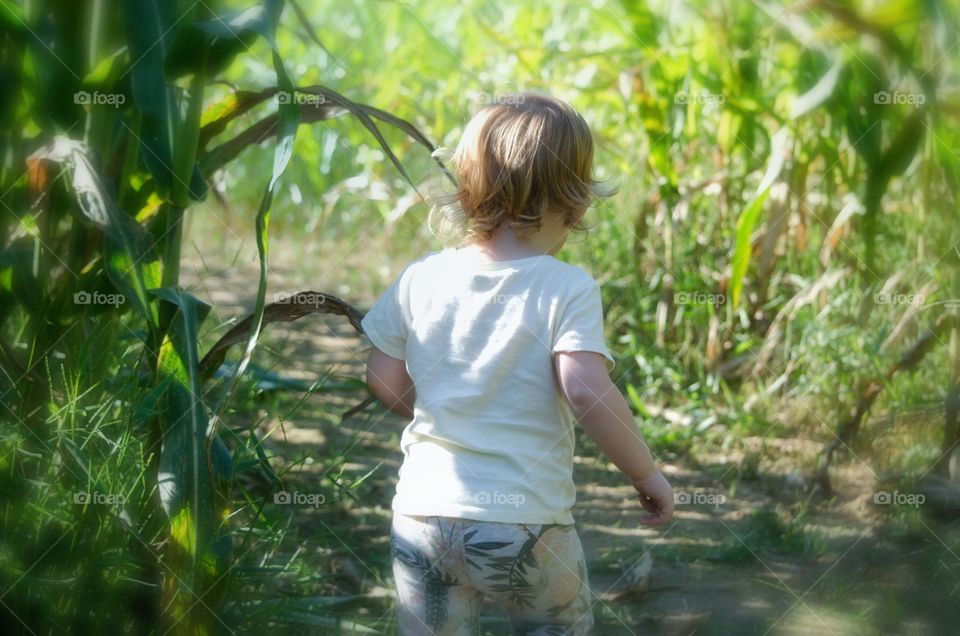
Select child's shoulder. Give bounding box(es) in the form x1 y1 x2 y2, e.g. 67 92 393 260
402 249 446 276
525 255 599 291
546 259 597 285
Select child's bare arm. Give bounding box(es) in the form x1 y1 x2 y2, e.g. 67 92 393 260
554 351 673 525
366 346 416 418
554 351 656 480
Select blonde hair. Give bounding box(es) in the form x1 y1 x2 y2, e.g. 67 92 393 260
428 92 614 246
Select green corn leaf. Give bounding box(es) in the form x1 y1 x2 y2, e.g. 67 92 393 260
728 126 791 310
209 0 300 438
198 87 278 150
730 186 772 311
152 286 232 631
165 3 280 80
123 0 180 202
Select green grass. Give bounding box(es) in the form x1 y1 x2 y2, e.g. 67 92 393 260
702 507 825 564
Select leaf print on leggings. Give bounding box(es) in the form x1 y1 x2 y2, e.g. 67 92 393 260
391 516 594 633
464 524 551 608
391 536 459 631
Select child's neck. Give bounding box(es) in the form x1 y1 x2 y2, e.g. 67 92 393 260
461 224 562 261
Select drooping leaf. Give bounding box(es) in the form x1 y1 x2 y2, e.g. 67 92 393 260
200 291 365 381
199 84 455 188
199 97 345 172
30 137 160 329
790 57 843 119
198 87 278 150
756 127 792 196
297 86 427 195
357 102 457 185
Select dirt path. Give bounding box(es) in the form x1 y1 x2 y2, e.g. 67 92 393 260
182 256 960 635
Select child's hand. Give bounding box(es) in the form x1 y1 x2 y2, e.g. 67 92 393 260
631 471 674 527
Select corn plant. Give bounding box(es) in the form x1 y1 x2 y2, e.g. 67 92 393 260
0 0 445 632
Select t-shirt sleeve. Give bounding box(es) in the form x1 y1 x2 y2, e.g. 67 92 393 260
360 267 410 360
551 279 616 373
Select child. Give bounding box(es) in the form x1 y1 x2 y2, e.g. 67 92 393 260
361 92 673 635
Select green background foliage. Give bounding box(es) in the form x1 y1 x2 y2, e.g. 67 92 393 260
1 0 958 633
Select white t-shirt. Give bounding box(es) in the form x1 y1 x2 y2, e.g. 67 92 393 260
360 245 616 524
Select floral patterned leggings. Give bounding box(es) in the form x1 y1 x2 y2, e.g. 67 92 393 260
390 512 594 635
